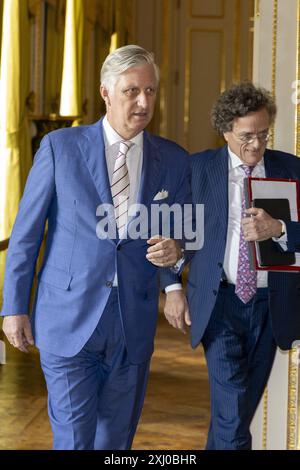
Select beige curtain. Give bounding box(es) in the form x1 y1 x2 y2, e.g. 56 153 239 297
0 0 31 308
60 0 84 123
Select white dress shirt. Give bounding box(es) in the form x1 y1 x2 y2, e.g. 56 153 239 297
103 115 143 209
223 147 268 287
102 116 143 285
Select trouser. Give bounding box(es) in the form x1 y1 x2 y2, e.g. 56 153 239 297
39 287 150 450
202 282 276 450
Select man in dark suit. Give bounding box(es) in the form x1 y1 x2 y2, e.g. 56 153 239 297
1 45 191 449
161 82 300 449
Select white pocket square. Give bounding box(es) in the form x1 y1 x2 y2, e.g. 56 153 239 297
153 189 169 201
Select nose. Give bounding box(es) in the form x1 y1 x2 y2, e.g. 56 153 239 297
137 92 148 108
250 137 261 149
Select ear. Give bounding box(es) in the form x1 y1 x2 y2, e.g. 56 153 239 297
223 132 229 142
100 85 111 106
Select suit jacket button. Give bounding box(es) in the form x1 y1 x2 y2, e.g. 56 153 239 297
106 281 113 288
218 262 222 268
213 290 218 296
117 245 121 251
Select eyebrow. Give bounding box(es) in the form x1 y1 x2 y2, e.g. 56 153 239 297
122 86 139 90
239 128 269 135
121 84 157 90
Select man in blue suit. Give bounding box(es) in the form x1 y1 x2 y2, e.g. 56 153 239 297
161 82 300 449
1 45 191 449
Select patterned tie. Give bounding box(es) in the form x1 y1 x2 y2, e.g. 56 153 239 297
111 141 133 236
235 164 257 303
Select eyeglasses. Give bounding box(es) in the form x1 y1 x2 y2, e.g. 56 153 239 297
232 131 270 144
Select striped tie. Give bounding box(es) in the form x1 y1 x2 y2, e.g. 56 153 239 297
111 141 133 236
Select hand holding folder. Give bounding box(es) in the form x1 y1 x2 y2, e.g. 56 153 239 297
251 198 295 266
244 177 300 271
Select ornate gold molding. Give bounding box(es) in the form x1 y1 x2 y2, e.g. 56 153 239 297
271 0 278 96
296 10 300 450
287 0 300 450
269 0 278 150
296 346 300 450
262 386 268 449
254 0 260 18
296 0 300 156
287 348 299 449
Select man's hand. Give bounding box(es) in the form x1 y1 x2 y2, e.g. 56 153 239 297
164 290 191 334
242 208 282 242
146 236 182 267
2 315 34 353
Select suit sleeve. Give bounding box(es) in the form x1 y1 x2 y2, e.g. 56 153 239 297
159 151 196 290
1 134 55 316
285 221 300 253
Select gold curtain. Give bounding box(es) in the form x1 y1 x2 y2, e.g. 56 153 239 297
0 0 32 308
44 2 65 115
60 0 84 122
110 0 129 53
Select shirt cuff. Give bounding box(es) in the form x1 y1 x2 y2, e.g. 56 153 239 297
165 283 183 293
171 255 185 273
272 220 288 244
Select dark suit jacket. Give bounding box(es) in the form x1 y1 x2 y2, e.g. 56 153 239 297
161 146 300 350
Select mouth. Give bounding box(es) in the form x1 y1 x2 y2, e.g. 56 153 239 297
241 148 263 162
132 112 148 119
245 148 261 155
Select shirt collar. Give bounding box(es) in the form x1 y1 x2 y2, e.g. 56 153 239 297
227 144 265 170
102 115 143 150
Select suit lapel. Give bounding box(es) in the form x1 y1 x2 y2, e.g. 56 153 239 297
80 119 113 206
79 119 117 243
264 149 289 178
206 146 229 230
124 132 162 242
138 131 161 207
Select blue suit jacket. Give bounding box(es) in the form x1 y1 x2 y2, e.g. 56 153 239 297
1 119 191 363
161 146 300 351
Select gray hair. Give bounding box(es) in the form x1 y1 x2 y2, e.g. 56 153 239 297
100 44 160 93
211 81 277 135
